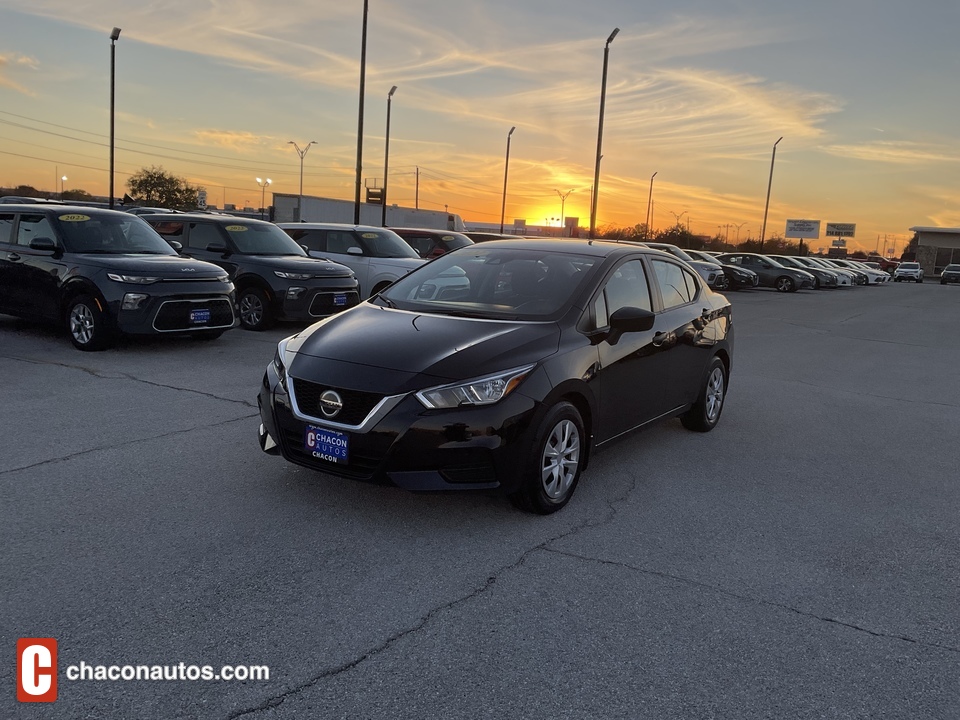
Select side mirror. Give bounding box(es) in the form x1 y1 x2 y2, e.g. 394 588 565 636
206 243 229 255
606 306 655 344
168 240 183 252
28 237 58 253
347 246 363 256
300 244 310 254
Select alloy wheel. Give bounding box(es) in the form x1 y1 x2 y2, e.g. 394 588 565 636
240 293 264 327
705 366 725 422
541 419 580 500
69 303 95 345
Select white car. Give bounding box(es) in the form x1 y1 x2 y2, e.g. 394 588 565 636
894 262 924 283
280 223 425 298
793 257 854 286
827 259 889 285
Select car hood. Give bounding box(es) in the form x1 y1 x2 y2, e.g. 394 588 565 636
287 303 561 386
75 254 226 278
243 254 354 277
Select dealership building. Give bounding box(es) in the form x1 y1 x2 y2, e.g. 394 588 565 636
909 227 960 276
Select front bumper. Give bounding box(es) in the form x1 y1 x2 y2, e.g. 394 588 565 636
258 362 542 493
108 286 237 335
272 284 360 322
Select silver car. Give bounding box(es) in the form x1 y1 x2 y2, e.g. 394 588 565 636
280 223 425 298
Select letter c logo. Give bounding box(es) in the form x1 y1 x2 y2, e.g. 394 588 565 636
17 638 57 702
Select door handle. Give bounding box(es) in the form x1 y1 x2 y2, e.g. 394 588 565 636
7 252 21 261
652 331 668 347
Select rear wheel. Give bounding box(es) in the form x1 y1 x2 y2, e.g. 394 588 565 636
65 294 114 351
238 287 274 330
775 276 795 293
681 356 727 432
510 401 584 514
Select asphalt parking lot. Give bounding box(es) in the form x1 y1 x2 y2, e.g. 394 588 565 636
3 283 959 719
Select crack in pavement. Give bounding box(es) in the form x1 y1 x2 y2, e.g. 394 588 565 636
790 378 960 409
541 547 960 656
224 468 646 719
0 413 258 476
1 354 257 408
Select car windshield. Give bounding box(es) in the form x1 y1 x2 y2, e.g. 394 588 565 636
774 256 800 267
651 244 694 262
944 265 960 271
377 247 600 320
689 251 721 266
357 229 421 258
52 212 177 255
224 222 306 256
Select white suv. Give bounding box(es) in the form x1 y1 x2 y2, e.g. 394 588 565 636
894 262 923 283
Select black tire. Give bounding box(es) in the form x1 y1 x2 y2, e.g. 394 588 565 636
65 294 114 351
917 278 923 283
681 356 727 432
238 287 274 331
942 280 947 285
813 277 821 290
714 274 731 291
775 276 795 293
509 401 585 515
895 277 900 282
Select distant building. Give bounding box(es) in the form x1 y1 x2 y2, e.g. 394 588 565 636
908 226 960 276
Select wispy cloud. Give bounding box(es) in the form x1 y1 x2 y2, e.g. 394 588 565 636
194 129 275 152
821 141 960 164
0 52 39 95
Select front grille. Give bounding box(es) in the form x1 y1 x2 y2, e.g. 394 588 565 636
160 276 223 283
153 298 234 331
309 291 360 317
291 379 384 426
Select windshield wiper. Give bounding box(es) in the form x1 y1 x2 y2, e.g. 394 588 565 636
375 296 398 309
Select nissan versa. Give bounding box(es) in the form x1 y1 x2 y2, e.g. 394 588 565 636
0 205 236 350
258 240 734 514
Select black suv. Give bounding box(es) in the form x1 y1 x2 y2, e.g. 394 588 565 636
144 214 360 330
0 205 236 350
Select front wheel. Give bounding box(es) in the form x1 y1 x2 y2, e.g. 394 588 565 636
681 356 727 432
238 287 274 331
775 276 795 293
714 274 731 291
65 295 114 351
510 402 584 514
917 278 923 283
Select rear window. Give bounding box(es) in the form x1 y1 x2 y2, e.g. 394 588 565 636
900 263 919 269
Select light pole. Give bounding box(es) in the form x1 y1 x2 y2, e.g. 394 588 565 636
590 27 620 240
354 0 369 225
256 177 272 220
645 171 657 238
500 126 516 234
288 140 316 222
555 189 574 236
60 175 67 201
381 85 398 227
759 136 783 252
733 222 747 244
670 210 687 228
109 27 121 209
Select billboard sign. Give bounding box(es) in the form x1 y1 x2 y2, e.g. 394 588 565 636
831 238 847 248
825 223 856 237
785 219 820 239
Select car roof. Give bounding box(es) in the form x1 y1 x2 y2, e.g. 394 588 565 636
390 227 469 236
277 222 392 232
143 213 274 225
0 204 138 217
472 237 678 259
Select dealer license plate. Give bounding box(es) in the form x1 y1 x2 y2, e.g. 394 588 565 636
304 425 349 464
333 293 347 307
190 308 211 324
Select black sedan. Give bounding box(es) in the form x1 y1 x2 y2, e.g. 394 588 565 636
258 240 734 513
715 252 816 292
940 264 960 284
0 205 236 350
686 249 759 290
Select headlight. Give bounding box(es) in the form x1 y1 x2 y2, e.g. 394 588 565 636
107 273 160 284
275 271 313 280
273 337 296 390
217 275 231 283
416 365 535 409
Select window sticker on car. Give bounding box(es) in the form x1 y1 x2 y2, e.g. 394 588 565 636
225 225 248 232
361 233 379 239
59 214 91 222
441 235 455 242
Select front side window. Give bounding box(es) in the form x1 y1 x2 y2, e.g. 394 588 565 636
188 222 225 250
652 259 694 309
326 231 358 255
284 228 325 253
17 214 56 247
354 229 420 259
601 259 652 325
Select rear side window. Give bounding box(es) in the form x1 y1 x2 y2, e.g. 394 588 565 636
0 213 14 244
652 259 694 309
397 233 434 258
17 214 57 247
152 221 184 239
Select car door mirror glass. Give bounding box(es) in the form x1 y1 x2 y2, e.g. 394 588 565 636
206 243 229 254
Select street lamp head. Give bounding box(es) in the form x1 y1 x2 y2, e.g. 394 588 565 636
607 27 620 44
309 140 317 146
651 171 657 180
110 27 121 41
388 85 398 98
774 136 783 147
256 177 262 184
508 126 516 137
265 178 272 186
62 175 68 182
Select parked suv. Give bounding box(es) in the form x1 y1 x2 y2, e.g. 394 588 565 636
390 228 474 259
0 205 236 350
893 262 923 283
941 264 960 285
144 214 359 330
279 223 424 299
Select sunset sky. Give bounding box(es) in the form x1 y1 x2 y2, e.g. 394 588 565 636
1 1 959 252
